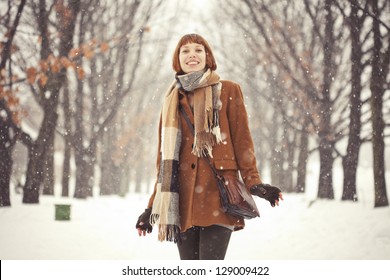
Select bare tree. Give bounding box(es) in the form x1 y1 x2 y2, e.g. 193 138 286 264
224 0 389 206
225 0 350 199
64 1 163 198
0 0 28 206
334 1 369 201
217 1 311 192
22 0 81 203
369 0 389 207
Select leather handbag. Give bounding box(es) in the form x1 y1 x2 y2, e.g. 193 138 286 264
215 174 260 219
179 105 260 219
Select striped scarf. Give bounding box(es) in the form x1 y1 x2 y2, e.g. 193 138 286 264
177 69 222 157
150 69 222 242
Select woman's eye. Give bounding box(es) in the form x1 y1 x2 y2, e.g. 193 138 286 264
196 49 203 52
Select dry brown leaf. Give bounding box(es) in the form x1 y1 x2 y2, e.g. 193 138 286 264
26 67 37 84
39 60 49 72
38 73 48 86
76 67 85 80
60 56 73 68
69 48 80 59
50 57 61 73
100 42 109 53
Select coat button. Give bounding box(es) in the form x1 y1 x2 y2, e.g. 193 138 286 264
191 163 196 169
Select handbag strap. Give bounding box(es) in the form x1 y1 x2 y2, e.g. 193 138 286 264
179 104 223 180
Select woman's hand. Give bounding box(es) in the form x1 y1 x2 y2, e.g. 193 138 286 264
250 184 284 207
135 208 153 236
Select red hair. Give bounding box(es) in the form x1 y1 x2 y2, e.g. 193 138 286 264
172 34 217 73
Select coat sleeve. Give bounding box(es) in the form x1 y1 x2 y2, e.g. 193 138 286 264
226 82 263 188
147 112 162 208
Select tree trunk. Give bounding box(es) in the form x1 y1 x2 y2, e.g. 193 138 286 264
62 141 71 197
270 112 284 188
100 129 121 195
134 165 144 194
72 115 91 199
296 120 309 193
119 161 131 196
72 7 90 199
42 137 55 195
0 116 12 207
74 151 95 198
23 105 58 203
73 61 97 198
317 0 335 200
73 156 87 198
84 150 95 197
61 80 72 197
0 151 12 207
317 89 334 199
342 1 363 201
370 0 388 207
370 91 387 207
282 122 295 193
317 137 334 199
100 163 111 195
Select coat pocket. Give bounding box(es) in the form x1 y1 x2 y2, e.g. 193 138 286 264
214 159 238 171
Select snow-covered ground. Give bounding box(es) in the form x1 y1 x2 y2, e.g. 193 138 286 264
1 163 390 279
1 185 389 260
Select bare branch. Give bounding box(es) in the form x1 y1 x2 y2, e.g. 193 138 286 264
0 0 26 70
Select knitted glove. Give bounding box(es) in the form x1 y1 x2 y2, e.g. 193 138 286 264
250 184 282 207
135 208 153 233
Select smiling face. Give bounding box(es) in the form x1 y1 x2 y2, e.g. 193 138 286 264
179 43 207 73
172 34 217 73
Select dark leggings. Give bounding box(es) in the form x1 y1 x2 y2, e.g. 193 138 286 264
177 225 232 260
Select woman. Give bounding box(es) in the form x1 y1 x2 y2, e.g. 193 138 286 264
136 34 283 260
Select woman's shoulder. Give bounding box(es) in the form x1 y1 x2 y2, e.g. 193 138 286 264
221 79 240 89
220 80 243 97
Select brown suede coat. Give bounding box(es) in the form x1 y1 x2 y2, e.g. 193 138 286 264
147 80 262 232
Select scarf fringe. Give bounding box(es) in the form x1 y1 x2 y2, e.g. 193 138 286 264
158 224 181 243
212 108 222 143
192 107 222 157
150 213 159 225
192 130 222 157
151 214 181 243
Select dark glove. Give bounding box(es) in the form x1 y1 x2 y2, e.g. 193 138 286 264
250 184 282 207
135 208 153 233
